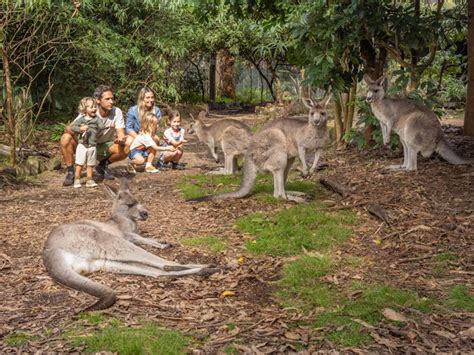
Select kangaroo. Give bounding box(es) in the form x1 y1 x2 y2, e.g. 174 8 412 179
187 95 331 203
364 75 472 171
188 111 252 174
43 178 219 312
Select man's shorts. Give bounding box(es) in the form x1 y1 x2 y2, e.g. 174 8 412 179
75 144 97 166
96 141 114 162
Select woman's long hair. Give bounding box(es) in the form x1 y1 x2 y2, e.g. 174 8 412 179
137 86 155 123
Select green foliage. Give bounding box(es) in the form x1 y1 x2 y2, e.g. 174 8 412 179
237 202 356 256
181 235 228 253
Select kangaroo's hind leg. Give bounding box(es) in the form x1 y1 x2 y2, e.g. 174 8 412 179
405 145 418 171
385 138 408 171
110 241 215 271
101 260 219 277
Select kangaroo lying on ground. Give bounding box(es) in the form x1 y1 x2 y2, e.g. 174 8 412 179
43 178 219 312
187 95 331 203
188 111 252 174
364 75 472 171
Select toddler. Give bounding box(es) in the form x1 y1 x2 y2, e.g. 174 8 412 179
71 97 104 188
128 112 175 173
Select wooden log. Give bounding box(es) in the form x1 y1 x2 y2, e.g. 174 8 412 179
319 177 350 197
0 144 51 158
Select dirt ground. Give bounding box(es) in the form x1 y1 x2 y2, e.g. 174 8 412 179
0 111 473 353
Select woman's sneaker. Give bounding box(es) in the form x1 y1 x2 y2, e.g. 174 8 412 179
86 179 98 188
73 179 81 188
145 166 160 173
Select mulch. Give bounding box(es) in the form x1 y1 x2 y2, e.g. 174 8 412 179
0 114 473 353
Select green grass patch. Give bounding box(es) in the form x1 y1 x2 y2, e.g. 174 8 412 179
176 173 317 201
181 235 228 253
444 285 474 312
237 202 356 256
64 314 190 354
274 255 433 347
70 322 189 355
4 332 31 347
275 256 336 310
432 252 459 275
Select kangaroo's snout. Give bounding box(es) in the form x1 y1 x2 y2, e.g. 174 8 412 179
366 93 373 103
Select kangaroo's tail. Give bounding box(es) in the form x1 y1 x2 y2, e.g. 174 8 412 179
187 154 258 202
43 245 116 312
435 139 472 165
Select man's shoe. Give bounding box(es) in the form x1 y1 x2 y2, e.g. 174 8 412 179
63 173 75 186
171 162 185 170
95 165 115 180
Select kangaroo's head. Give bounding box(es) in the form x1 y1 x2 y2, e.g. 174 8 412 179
106 178 148 221
364 75 388 103
302 94 332 127
188 110 206 134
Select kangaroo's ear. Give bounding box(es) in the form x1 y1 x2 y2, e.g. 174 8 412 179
363 74 373 85
302 97 314 109
198 110 207 119
320 93 333 107
381 76 388 91
375 75 386 86
104 184 117 199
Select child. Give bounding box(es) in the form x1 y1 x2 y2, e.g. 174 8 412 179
128 112 175 173
161 110 187 170
71 97 105 188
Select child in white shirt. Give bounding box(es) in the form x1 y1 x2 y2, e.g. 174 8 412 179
128 112 175 173
161 110 188 170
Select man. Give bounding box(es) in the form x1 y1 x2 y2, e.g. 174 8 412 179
60 85 127 186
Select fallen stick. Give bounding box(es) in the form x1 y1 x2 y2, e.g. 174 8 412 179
319 177 350 197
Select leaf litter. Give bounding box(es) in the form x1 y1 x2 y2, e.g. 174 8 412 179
0 115 473 353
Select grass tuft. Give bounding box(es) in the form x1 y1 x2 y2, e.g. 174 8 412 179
444 285 474 312
181 235 228 252
237 203 356 256
4 333 30 347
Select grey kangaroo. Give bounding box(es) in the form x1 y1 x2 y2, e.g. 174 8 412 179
188 111 252 174
43 178 219 312
365 75 472 171
188 95 331 203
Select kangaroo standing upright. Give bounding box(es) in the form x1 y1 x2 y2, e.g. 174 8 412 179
43 178 218 312
364 75 472 171
188 95 331 202
188 111 252 174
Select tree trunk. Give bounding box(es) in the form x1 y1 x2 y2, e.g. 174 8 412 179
334 95 343 143
344 79 357 137
2 47 17 166
209 52 217 103
465 0 474 136
218 49 236 100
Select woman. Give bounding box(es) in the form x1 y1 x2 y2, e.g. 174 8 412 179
125 86 161 153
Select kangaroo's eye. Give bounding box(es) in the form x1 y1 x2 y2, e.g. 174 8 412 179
374 89 379 93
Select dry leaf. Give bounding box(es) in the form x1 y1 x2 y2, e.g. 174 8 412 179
284 332 300 340
220 290 236 298
382 308 407 322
